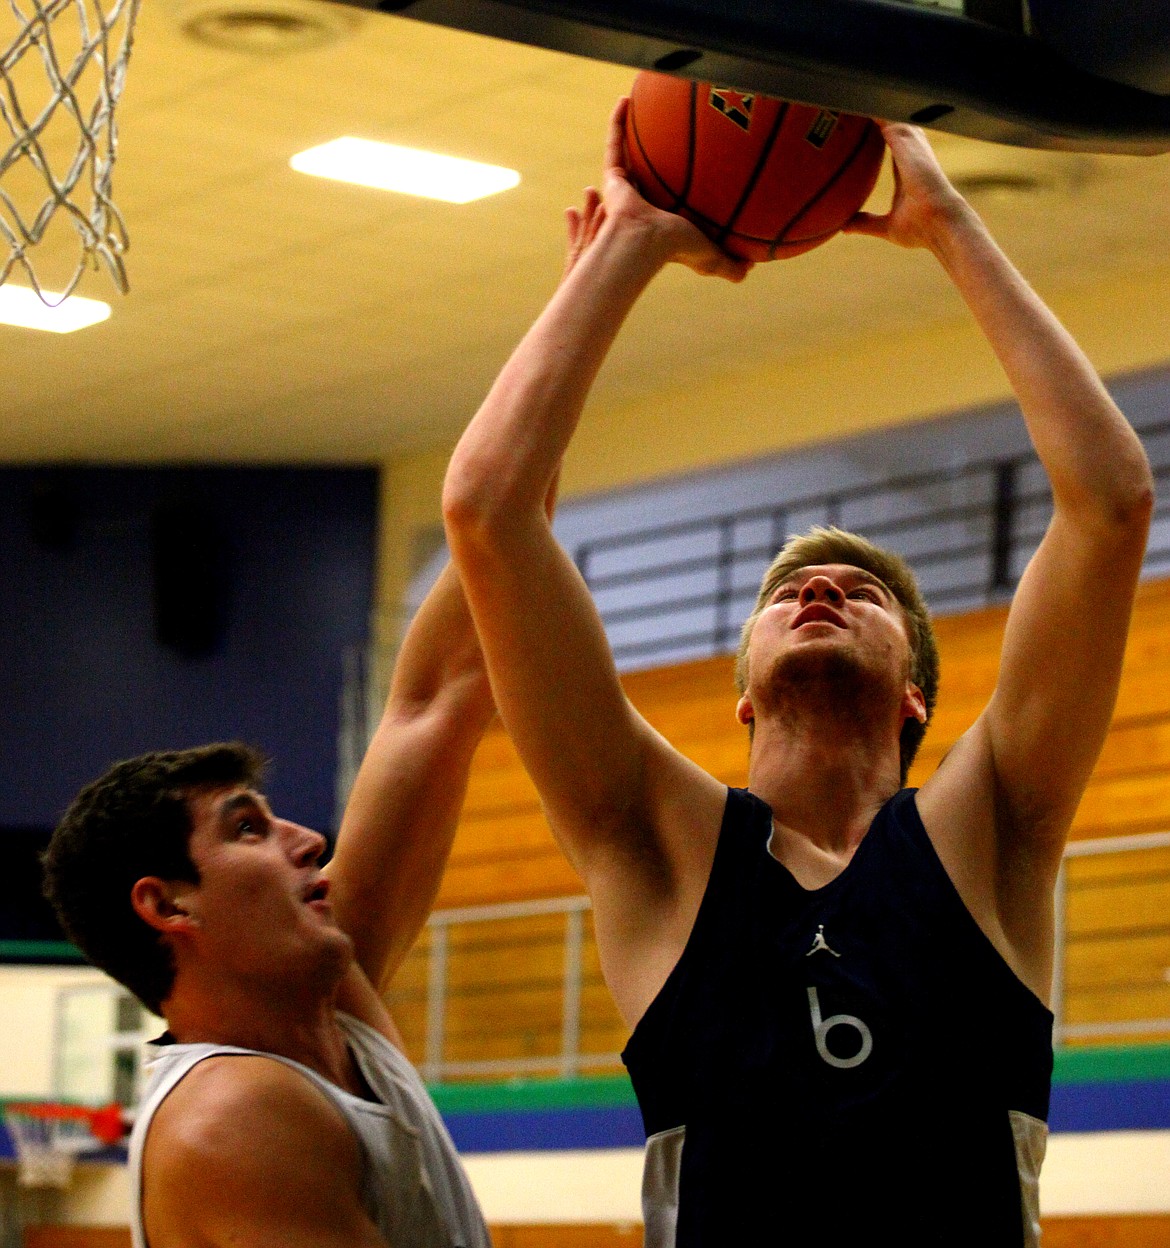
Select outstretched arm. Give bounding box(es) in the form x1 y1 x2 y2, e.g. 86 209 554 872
443 101 745 1024
856 124 1154 994
324 559 494 998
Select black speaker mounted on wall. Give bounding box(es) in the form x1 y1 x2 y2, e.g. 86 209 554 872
22 474 80 552
151 499 229 658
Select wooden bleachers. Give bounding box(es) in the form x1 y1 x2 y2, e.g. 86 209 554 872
387 576 1170 1065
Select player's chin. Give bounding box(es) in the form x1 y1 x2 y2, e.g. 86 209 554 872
316 926 355 974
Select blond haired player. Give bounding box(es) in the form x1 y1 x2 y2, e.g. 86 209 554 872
442 101 1153 1247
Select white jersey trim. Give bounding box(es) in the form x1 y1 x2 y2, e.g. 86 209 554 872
642 1123 685 1248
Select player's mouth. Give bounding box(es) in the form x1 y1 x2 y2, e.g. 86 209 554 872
303 877 332 912
791 603 846 630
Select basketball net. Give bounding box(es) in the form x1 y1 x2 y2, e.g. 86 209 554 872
0 0 141 304
4 1102 124 1188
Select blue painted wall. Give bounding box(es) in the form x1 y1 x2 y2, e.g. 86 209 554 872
0 466 378 835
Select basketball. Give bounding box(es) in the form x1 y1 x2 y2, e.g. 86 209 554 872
625 72 886 261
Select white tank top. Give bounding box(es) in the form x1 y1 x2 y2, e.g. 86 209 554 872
128 1012 490 1248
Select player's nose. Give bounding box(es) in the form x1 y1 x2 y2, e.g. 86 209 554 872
799 575 844 606
284 820 327 866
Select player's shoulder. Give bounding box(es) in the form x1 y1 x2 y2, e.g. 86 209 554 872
146 1052 357 1178
140 1054 383 1248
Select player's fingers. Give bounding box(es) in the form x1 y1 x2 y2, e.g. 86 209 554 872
605 97 630 173
840 210 888 237
879 119 923 144
710 254 753 282
581 186 602 225
684 237 751 282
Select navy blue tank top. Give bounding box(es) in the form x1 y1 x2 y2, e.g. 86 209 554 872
622 787 1053 1248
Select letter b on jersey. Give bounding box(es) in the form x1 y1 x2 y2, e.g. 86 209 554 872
807 987 873 1069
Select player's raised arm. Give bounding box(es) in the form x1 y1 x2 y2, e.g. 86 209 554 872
442 101 744 1021
852 123 1153 990
324 558 495 1010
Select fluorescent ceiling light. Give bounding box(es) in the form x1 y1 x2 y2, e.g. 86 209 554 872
290 137 520 203
0 286 110 333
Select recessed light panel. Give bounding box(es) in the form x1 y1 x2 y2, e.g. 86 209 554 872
290 137 521 203
0 287 111 333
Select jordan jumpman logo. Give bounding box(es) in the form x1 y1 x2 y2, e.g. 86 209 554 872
805 924 841 958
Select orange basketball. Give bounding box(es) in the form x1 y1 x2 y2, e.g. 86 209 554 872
625 72 886 261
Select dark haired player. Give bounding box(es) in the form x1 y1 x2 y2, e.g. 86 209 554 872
44 561 496 1248
441 101 1153 1246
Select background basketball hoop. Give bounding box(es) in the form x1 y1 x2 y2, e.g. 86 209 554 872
3 1101 125 1188
0 0 142 304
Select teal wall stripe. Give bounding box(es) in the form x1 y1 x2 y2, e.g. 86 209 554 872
0 940 83 960
428 1074 638 1115
1053 1043 1170 1084
426 1045 1170 1115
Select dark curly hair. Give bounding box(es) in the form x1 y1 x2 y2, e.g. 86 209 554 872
43 743 267 1014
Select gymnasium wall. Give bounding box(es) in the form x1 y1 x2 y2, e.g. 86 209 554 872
0 466 377 836
374 265 1170 622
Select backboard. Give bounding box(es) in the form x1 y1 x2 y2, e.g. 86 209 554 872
347 0 1170 154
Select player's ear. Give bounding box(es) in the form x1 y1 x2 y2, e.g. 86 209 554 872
130 878 196 934
736 692 754 727
901 682 927 725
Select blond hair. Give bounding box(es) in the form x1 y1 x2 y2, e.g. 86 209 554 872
735 527 939 784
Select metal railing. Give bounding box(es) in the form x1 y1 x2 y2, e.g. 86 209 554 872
1055 829 1170 1045
406 831 1170 1083
573 419 1170 669
404 896 624 1084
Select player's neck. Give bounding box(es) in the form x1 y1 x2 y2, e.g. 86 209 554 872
747 709 901 852
163 972 353 1086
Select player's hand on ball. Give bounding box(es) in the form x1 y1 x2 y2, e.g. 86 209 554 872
603 98 752 282
844 121 972 250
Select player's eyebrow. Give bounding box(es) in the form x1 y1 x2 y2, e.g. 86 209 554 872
847 569 895 598
216 791 266 827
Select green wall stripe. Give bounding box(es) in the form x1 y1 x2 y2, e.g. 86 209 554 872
1054 1043 1170 1084
0 940 83 961
426 1045 1170 1115
428 1074 638 1115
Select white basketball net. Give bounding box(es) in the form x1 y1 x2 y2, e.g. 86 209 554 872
5 1106 101 1188
0 0 141 303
